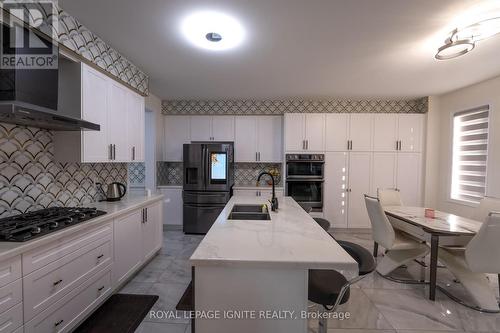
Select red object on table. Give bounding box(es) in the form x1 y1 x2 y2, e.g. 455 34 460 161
425 208 435 218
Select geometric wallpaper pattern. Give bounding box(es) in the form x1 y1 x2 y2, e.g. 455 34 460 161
0 124 127 218
162 98 428 115
128 162 145 187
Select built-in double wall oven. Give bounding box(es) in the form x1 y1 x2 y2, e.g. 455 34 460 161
285 154 324 211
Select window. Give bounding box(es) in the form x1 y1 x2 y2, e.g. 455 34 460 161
451 106 490 204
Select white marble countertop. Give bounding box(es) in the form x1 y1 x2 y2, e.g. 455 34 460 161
0 192 164 262
190 196 358 277
233 185 284 190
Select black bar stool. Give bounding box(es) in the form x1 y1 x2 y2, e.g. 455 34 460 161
297 203 332 231
308 240 375 333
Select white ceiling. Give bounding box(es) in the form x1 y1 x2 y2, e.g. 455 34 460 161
61 0 500 100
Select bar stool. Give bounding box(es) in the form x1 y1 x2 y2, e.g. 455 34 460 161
297 203 331 231
308 240 375 333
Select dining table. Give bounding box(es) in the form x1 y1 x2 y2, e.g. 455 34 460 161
383 206 483 301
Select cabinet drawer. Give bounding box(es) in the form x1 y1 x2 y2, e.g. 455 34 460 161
0 302 22 333
0 257 21 289
24 235 112 321
23 222 112 274
25 269 112 333
0 280 22 315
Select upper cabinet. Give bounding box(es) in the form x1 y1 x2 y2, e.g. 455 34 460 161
373 114 424 152
398 114 423 152
349 114 373 151
284 114 324 152
234 116 282 162
163 116 191 162
325 114 349 151
54 61 145 163
190 116 234 142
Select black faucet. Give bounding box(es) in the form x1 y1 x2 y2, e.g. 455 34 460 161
257 171 279 211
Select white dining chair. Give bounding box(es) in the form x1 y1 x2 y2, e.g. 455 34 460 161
438 212 500 311
364 195 430 275
377 188 403 207
472 196 500 222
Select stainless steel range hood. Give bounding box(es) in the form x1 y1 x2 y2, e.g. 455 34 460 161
0 22 100 131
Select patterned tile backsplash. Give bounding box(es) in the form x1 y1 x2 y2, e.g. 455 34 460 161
162 98 428 115
157 162 282 187
128 162 145 187
0 123 127 218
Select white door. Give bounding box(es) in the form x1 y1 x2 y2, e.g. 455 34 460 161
160 188 183 225
164 116 190 161
212 116 235 141
349 114 373 151
304 114 325 151
396 153 422 206
142 202 162 260
257 116 282 162
325 114 349 151
398 114 423 152
113 210 143 286
348 152 372 228
373 114 398 151
284 114 305 151
324 152 349 228
126 92 145 162
190 116 212 141
107 81 129 162
234 116 258 162
82 65 108 162
372 153 397 197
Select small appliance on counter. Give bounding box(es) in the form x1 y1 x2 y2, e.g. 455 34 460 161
97 182 127 202
0 207 107 242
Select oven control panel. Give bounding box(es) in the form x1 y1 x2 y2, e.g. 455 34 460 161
286 154 324 161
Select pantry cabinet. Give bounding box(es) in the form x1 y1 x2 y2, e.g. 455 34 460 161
372 114 423 152
323 152 349 228
234 116 282 162
284 114 325 151
347 153 372 228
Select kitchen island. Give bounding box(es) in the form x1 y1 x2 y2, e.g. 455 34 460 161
190 196 358 333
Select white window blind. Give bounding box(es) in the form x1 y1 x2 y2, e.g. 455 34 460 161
451 106 490 204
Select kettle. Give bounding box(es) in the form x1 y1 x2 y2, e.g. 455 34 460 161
98 182 127 202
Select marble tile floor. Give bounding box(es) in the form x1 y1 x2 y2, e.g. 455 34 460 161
121 230 500 333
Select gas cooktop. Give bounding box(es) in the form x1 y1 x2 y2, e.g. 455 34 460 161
0 207 107 242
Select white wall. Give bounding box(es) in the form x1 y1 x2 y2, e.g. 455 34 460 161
428 75 500 218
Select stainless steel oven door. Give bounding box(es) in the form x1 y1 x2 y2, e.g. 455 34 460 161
286 161 324 178
285 179 324 209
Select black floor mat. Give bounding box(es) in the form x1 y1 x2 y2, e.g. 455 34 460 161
74 293 159 333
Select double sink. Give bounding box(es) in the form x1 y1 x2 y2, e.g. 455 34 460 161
227 204 271 221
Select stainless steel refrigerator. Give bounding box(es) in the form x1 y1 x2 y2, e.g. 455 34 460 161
183 142 234 234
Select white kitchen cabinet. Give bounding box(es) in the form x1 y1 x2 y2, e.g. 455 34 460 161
108 81 130 162
347 153 372 228
284 114 305 151
285 114 324 152
142 202 163 260
305 114 325 151
372 153 397 195
396 153 422 206
164 116 191 161
325 114 349 151
113 211 143 286
324 152 349 228
349 114 373 151
190 116 213 142
373 114 398 151
127 91 145 162
190 116 234 142
160 188 183 225
398 114 423 152
234 116 258 162
235 116 282 162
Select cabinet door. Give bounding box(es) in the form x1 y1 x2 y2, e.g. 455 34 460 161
113 211 143 286
373 114 398 151
164 116 190 161
398 114 423 152
234 116 258 162
160 188 183 225
396 153 422 206
190 116 212 141
372 153 397 196
107 81 129 162
325 114 349 151
324 152 349 228
284 114 305 151
348 152 372 228
212 116 235 141
142 202 162 260
82 65 108 162
349 114 373 151
127 92 145 162
257 116 282 162
305 114 325 151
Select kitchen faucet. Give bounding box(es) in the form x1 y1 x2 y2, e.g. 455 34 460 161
257 171 279 211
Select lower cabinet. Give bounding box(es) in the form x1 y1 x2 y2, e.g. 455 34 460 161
159 187 183 226
141 201 163 260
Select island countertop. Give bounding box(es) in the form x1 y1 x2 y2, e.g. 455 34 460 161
190 196 358 277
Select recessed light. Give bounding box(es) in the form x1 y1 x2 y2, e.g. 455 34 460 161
435 38 475 60
181 11 245 51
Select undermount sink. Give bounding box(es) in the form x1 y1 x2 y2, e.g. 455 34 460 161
228 204 271 221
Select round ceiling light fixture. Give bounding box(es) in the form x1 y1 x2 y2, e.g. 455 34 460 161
454 17 500 42
181 11 245 51
435 37 475 60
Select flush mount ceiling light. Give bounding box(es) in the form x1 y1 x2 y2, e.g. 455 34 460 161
181 11 245 51
435 17 500 60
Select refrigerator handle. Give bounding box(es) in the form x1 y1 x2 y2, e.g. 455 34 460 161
203 145 208 189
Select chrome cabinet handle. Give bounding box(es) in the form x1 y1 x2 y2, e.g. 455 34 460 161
55 320 64 327
306 140 309 150
109 144 113 160
132 146 136 161
145 208 148 222
256 152 258 161
113 144 116 160
53 279 63 286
